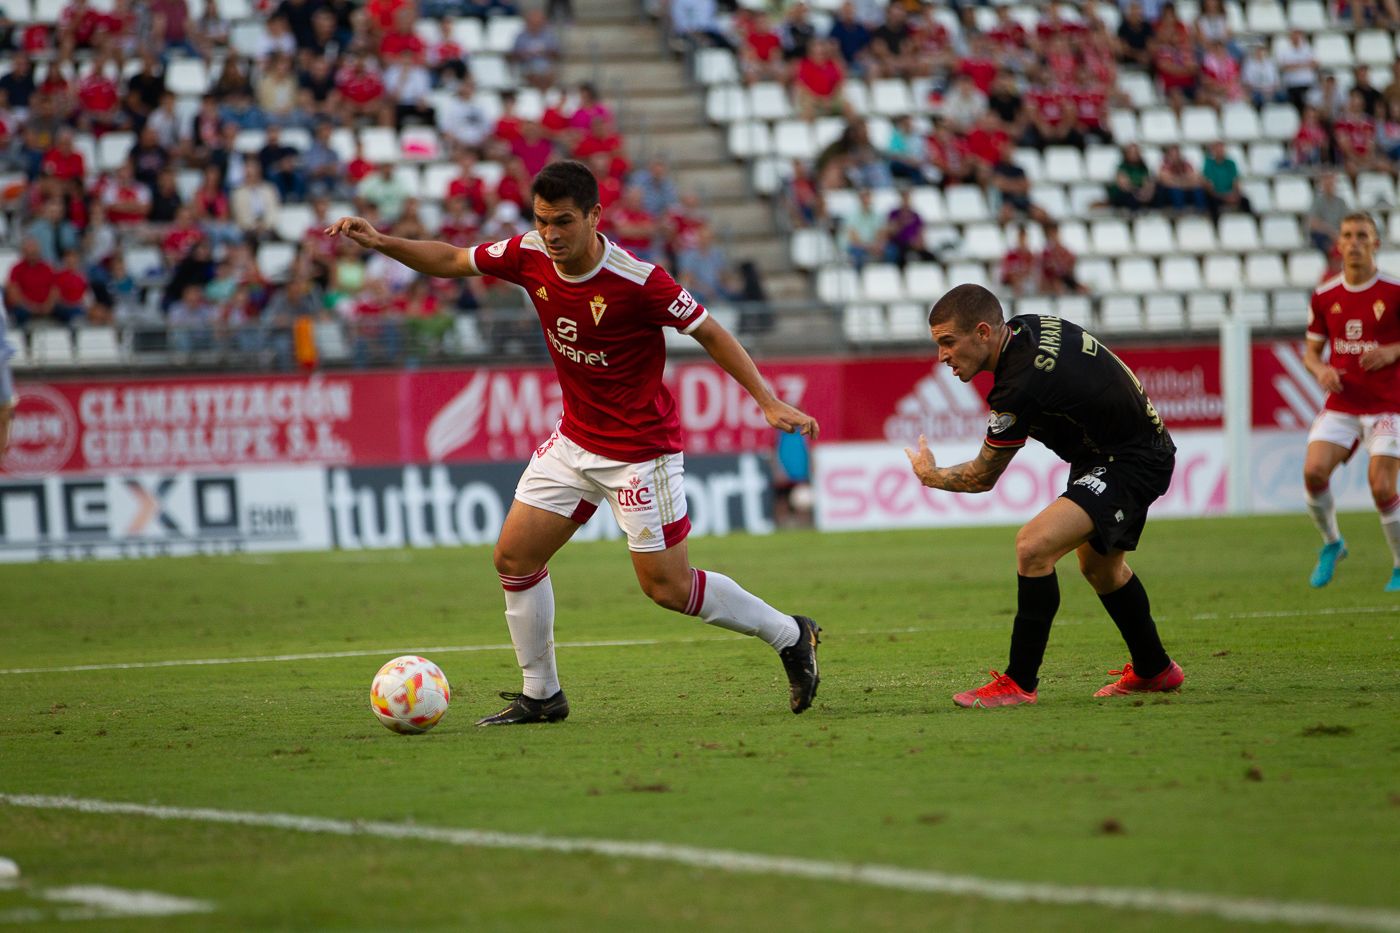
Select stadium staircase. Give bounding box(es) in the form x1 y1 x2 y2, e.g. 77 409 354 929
562 0 830 347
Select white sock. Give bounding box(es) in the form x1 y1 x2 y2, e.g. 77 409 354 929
1379 495 1400 568
1305 485 1341 544
499 568 559 699
683 569 799 649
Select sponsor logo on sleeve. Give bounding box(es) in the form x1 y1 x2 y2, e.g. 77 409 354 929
486 239 508 258
987 411 1016 435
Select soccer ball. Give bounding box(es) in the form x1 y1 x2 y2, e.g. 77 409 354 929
370 656 451 734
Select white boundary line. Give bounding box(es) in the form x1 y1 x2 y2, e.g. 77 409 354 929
2 794 1397 931
2 604 1396 677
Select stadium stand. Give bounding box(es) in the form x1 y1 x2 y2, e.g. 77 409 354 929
0 0 1397 369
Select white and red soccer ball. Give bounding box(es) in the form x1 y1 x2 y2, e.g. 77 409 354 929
370 656 451 734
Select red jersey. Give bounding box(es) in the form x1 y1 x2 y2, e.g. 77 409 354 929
1307 272 1400 414
1333 115 1375 156
54 268 86 304
447 174 487 215
9 259 55 304
471 231 709 460
77 73 118 114
1027 88 1073 129
795 57 843 98
42 148 85 182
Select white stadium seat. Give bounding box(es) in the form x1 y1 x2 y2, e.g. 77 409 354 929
1133 216 1175 256
1246 1 1286 33
30 328 75 367
1144 294 1186 332
1099 295 1143 333
706 85 750 122
1313 34 1354 70
748 82 792 120
962 224 1007 261
842 304 886 342
1161 255 1203 291
1287 250 1328 287
1188 292 1229 331
1219 214 1261 252
860 263 905 302
1288 0 1327 29
1219 103 1262 144
256 241 297 281
1084 145 1121 183
1354 30 1394 67
694 48 739 85
1091 218 1133 257
1245 253 1288 289
1180 106 1221 144
1116 257 1161 294
869 79 912 117
945 261 991 289
790 229 838 269
773 120 817 160
1231 292 1271 327
1139 108 1181 146
75 327 122 365
1109 109 1140 145
904 262 946 300
1043 146 1086 185
1261 214 1303 251
1273 175 1314 214
1356 173 1396 209
887 303 928 340
816 267 859 303
944 185 990 223
1261 104 1300 142
1204 254 1243 290
1076 258 1116 293
728 121 773 158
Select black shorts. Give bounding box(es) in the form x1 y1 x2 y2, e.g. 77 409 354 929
1060 452 1175 555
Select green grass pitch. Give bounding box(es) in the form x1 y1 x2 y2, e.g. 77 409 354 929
1 514 1398 931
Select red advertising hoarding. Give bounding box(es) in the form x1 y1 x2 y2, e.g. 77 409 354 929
0 340 1313 477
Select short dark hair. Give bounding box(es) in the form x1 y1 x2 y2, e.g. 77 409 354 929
1341 211 1379 236
928 283 1005 330
530 160 599 213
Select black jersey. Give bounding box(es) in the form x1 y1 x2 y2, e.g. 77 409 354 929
983 315 1174 464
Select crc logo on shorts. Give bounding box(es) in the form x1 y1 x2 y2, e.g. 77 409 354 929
617 474 653 511
486 239 508 258
1073 466 1108 496
2 384 78 475
987 411 1016 435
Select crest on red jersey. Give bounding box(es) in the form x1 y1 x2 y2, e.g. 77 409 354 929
1375 300 1386 321
590 295 607 325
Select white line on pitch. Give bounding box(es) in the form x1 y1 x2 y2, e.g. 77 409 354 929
2 794 1396 932
0 628 928 676
3 602 1397 677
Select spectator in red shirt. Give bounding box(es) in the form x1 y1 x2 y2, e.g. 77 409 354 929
447 150 489 216
568 82 614 133
957 34 999 93
792 37 846 121
334 55 385 123
926 120 978 186
58 0 104 51
511 121 558 177
1152 36 1200 112
1000 226 1038 296
1293 105 1331 167
609 185 660 262
1199 39 1244 107
1334 89 1384 174
739 11 787 84
1026 86 1084 150
1039 222 1087 295
162 205 207 265
437 195 480 248
586 152 623 209
571 116 628 179
964 111 1011 171
6 237 58 328
53 249 90 324
98 164 152 226
379 5 427 62
41 129 86 188
75 54 124 135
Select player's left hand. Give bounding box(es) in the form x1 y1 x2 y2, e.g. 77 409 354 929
1359 344 1400 371
763 400 819 439
904 434 936 483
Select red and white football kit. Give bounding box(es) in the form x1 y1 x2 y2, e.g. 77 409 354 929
1306 271 1400 457
472 230 709 551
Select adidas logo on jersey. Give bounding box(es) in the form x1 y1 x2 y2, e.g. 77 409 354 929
536 286 549 301
637 528 654 540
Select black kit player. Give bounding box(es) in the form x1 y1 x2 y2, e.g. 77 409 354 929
904 284 1185 707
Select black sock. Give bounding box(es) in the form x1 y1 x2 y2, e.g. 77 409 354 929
1099 574 1170 678
1006 571 1060 692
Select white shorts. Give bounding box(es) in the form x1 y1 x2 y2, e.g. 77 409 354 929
515 428 691 553
1307 409 1400 459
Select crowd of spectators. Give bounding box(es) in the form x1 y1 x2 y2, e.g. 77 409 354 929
742 0 1399 298
0 0 749 366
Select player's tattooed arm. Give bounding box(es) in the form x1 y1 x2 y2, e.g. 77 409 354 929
904 436 1018 493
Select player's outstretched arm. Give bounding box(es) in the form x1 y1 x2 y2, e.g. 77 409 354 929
689 315 819 438
905 435 1016 493
324 216 480 279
